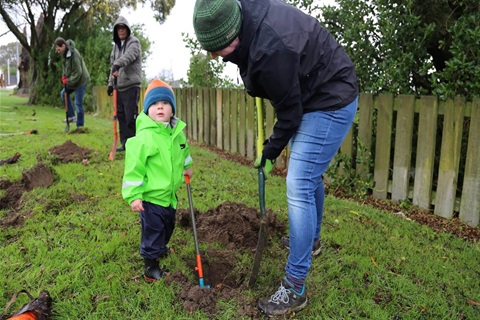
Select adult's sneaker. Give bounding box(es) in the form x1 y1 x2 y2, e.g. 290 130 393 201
280 236 323 256
62 116 76 123
257 277 307 317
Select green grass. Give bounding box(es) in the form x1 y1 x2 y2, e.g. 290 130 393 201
1 89 479 319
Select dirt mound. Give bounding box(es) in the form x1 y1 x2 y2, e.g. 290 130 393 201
178 201 285 250
173 202 286 317
0 163 54 227
48 140 91 164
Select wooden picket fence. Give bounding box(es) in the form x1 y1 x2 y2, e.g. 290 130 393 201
92 86 479 227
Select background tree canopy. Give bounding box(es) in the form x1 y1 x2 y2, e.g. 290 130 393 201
290 0 480 99
1 0 479 106
0 0 175 106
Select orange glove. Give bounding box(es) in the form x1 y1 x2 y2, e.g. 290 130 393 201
61 75 67 86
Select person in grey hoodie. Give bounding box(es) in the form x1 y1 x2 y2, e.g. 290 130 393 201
107 16 142 152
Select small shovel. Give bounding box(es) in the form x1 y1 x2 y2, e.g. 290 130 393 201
185 175 210 288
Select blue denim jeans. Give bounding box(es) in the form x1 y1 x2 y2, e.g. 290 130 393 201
285 97 358 281
61 83 87 127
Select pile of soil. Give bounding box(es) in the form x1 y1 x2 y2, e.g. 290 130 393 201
0 163 54 226
48 140 91 164
171 202 286 318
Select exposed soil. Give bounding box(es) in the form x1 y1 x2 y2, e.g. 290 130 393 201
0 163 54 226
1 140 478 318
48 139 92 164
169 202 286 317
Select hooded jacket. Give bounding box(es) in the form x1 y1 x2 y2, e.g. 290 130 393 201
108 16 142 91
62 39 90 90
223 0 358 160
122 113 192 209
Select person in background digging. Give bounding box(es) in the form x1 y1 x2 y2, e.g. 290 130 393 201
193 0 358 316
122 79 193 282
107 16 142 152
54 37 90 127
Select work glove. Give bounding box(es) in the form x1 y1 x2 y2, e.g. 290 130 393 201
111 64 120 73
65 87 74 95
107 85 113 96
61 75 67 86
254 154 275 177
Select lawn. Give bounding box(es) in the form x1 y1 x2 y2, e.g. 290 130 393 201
0 88 479 319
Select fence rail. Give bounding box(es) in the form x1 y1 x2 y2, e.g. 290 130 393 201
92 86 479 227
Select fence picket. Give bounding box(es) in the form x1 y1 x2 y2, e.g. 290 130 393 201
247 95 255 159
392 95 415 202
435 97 465 218
216 89 223 149
413 96 438 209
373 94 394 199
357 93 374 181
459 98 480 226
239 93 246 157
223 89 230 150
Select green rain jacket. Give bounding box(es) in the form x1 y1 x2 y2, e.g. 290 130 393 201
62 39 90 90
122 112 192 209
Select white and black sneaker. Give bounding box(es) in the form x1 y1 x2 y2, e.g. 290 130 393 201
258 277 307 317
280 236 323 256
62 116 76 123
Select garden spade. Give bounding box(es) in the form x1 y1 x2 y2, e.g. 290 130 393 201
63 87 69 133
185 175 210 289
248 97 268 287
108 78 119 160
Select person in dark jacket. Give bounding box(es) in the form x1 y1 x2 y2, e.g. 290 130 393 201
193 0 358 316
54 37 90 127
108 16 142 152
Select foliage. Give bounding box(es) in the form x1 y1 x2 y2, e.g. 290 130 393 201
0 91 479 319
289 0 480 99
0 0 173 104
182 32 242 89
325 141 375 199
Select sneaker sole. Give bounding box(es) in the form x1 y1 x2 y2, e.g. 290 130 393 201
261 298 308 317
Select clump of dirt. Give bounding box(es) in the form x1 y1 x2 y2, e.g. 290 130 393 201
48 140 91 164
172 202 286 317
69 128 89 134
0 163 54 227
178 202 285 250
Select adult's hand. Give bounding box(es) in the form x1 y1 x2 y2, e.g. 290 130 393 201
61 75 67 86
107 86 114 96
111 65 120 77
254 154 275 177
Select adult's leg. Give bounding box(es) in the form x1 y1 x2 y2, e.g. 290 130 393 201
117 87 140 147
285 97 358 282
74 84 87 126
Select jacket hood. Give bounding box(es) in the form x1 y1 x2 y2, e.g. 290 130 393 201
136 112 184 135
113 16 132 44
65 39 76 51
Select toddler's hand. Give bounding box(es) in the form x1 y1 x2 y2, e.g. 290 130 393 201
130 199 144 212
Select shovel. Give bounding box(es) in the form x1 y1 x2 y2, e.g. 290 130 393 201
248 97 268 287
108 77 119 160
185 175 210 288
63 86 69 133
